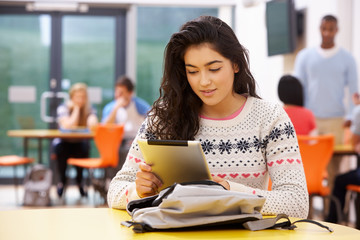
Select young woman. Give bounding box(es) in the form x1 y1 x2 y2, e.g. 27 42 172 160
107 16 309 218
54 83 98 197
278 74 317 135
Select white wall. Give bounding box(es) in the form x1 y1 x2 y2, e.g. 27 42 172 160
234 0 360 104
235 2 283 103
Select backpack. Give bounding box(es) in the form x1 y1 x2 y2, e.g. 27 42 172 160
23 164 52 206
122 180 333 233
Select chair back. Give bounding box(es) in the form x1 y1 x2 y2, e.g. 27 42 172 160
297 135 334 194
93 124 125 168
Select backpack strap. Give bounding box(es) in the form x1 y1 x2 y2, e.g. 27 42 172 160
243 214 333 232
291 219 334 232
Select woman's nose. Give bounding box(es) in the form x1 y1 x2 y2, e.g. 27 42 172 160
199 72 211 86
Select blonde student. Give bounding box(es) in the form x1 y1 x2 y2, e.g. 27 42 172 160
107 16 309 218
54 83 98 197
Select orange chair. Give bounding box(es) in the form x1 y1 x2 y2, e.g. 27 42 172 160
67 124 124 201
297 135 342 221
0 155 34 203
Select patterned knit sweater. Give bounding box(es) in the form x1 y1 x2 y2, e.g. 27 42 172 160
107 97 309 218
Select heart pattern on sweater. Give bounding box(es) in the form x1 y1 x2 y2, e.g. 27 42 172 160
276 159 284 164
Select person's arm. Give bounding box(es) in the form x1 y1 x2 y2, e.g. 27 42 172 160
352 134 360 153
350 104 360 153
58 103 80 129
293 50 308 95
134 97 151 116
345 56 359 121
103 98 127 124
87 113 98 128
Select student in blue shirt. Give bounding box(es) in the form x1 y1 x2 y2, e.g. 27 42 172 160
102 76 151 168
294 14 358 195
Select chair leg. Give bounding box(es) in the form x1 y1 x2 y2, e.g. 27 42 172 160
308 195 314 219
329 195 343 224
91 169 107 206
343 190 356 226
355 193 360 229
13 166 19 205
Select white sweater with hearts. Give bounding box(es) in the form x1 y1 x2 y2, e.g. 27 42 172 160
107 96 309 218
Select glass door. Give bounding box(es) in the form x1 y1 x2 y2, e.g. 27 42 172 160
0 7 126 181
0 13 51 161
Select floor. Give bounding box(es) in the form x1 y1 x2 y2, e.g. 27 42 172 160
0 185 107 211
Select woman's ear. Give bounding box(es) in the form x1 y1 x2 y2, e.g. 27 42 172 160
233 63 239 73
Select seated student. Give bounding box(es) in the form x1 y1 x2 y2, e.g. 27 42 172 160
54 83 98 197
102 76 151 169
278 74 317 136
326 93 360 223
107 16 309 218
102 76 150 138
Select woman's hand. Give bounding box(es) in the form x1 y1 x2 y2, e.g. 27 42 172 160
135 162 163 198
212 176 230 190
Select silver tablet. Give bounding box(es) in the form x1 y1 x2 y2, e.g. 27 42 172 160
137 139 212 191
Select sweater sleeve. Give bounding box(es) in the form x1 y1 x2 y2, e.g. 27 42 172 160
229 104 309 218
107 122 148 209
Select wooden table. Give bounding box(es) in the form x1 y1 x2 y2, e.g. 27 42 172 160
334 144 359 157
7 129 94 164
0 208 359 240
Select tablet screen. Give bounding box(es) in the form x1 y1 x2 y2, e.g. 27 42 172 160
137 139 212 191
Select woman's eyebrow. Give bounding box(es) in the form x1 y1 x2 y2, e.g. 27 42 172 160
185 60 223 68
205 60 222 66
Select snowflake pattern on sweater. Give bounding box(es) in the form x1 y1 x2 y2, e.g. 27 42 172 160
107 97 309 218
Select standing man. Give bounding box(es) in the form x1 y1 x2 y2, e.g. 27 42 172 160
294 15 358 192
102 76 151 168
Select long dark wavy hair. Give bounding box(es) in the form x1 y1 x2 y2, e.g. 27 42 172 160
148 15 259 140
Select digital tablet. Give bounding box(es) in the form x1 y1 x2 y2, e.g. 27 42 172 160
137 139 212 191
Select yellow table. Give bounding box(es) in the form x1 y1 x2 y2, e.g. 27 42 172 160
7 129 94 164
0 208 359 240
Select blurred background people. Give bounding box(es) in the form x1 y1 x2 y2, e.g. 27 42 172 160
54 83 98 198
101 76 151 169
294 14 358 197
278 74 317 136
326 93 360 224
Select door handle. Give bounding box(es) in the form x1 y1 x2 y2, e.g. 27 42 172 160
40 91 69 123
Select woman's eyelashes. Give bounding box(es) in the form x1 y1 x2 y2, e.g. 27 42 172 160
209 67 221 72
187 70 198 74
186 67 221 74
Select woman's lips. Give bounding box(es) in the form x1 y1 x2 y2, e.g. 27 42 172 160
200 89 216 97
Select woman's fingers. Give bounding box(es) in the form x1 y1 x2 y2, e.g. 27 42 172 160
136 163 163 197
212 176 230 190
